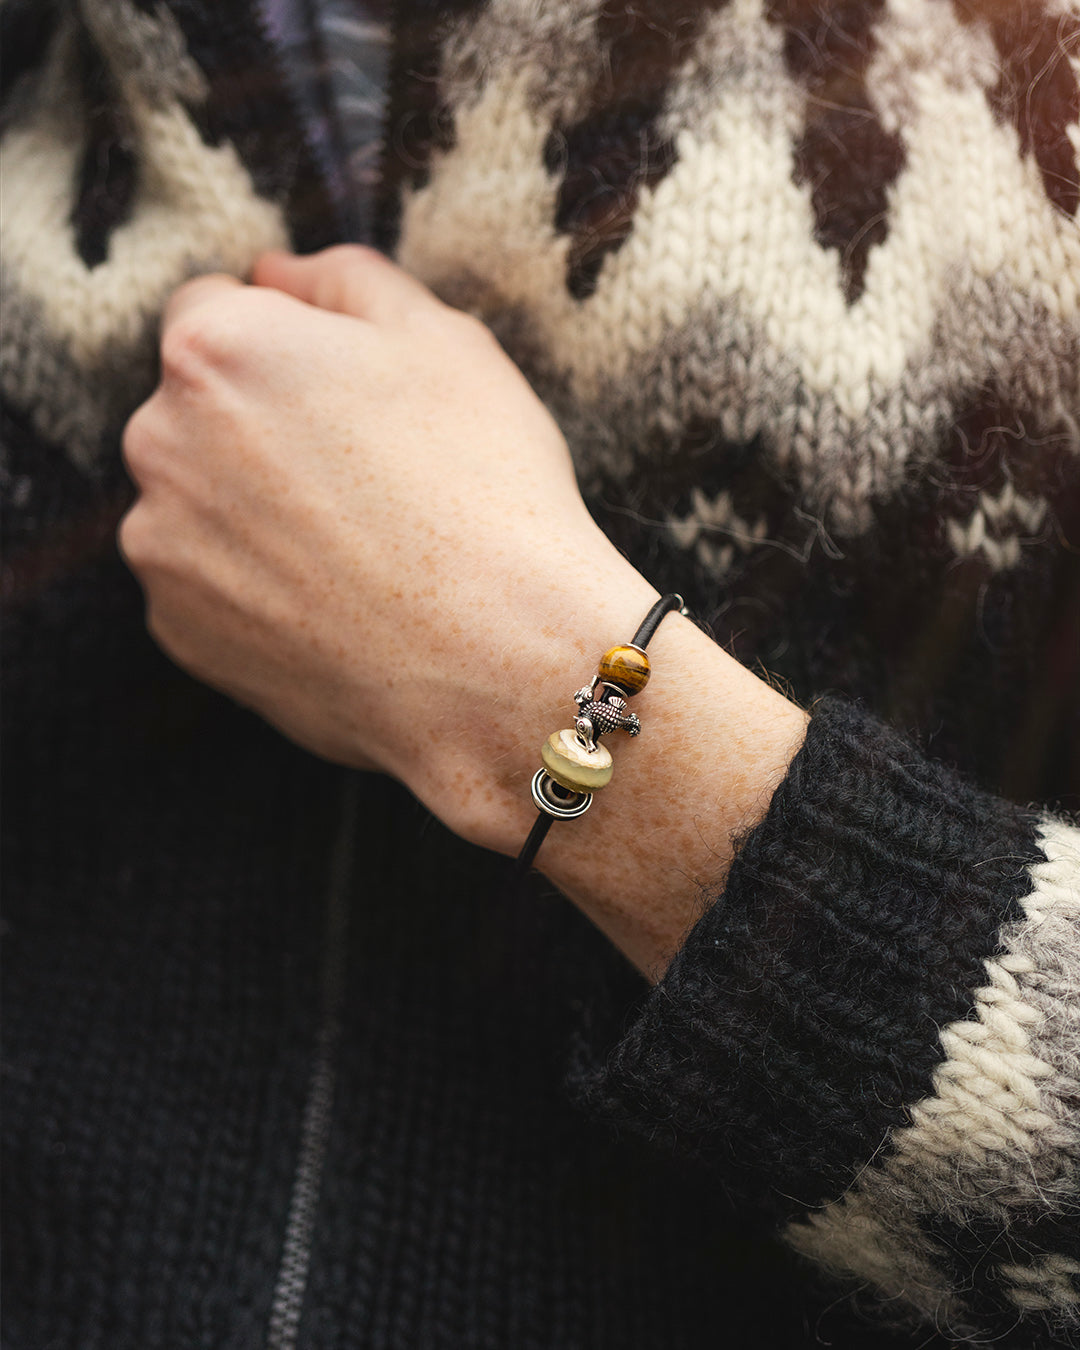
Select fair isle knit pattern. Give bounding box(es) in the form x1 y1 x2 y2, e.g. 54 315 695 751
0 0 333 467
387 0 1080 550
379 0 1080 836
784 816 1080 1339
4 3 1080 1348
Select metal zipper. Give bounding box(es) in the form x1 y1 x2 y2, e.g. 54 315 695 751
266 772 358 1350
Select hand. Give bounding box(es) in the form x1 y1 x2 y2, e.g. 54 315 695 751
120 244 807 977
119 246 647 839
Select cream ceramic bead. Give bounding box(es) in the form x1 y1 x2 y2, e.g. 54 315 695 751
541 729 614 792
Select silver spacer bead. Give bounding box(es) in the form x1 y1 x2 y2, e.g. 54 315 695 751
531 769 593 819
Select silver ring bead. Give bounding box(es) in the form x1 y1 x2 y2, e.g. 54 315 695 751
530 769 593 820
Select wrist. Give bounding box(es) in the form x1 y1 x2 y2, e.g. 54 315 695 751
409 536 662 855
537 618 808 975
416 564 808 979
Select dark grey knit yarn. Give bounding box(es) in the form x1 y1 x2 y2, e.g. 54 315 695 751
4 3 1079 1348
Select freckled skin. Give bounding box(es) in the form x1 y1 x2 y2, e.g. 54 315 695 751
120 246 807 981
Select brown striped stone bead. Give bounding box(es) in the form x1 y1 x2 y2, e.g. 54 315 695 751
598 644 650 696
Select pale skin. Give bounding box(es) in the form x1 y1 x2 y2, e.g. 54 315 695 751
119 246 808 980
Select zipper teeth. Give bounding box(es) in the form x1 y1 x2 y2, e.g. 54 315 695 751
267 773 358 1350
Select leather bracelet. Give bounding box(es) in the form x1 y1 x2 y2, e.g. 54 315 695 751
514 594 687 873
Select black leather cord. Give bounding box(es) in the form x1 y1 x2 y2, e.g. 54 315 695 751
513 594 685 877
515 810 554 875
630 592 685 648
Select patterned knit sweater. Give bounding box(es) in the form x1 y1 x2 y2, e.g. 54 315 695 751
3 3 1080 1348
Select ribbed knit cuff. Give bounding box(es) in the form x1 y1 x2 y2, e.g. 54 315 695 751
576 698 1080 1341
577 697 1046 1217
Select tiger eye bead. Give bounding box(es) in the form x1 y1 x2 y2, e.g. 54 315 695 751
598 644 651 696
541 729 614 792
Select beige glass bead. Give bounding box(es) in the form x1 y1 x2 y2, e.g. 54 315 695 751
541 729 614 792
598 644 650 695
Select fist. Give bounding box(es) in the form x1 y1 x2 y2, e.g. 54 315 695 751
119 247 629 837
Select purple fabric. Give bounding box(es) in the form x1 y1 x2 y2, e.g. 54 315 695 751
259 0 390 241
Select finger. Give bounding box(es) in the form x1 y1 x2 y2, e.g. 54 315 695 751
120 396 159 487
251 245 442 327
161 272 244 333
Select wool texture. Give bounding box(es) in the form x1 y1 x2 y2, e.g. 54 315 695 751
576 701 1080 1345
4 2 1080 1347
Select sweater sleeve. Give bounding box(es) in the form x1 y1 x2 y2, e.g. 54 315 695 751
578 697 1080 1348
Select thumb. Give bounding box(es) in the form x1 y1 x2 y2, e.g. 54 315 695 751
251 245 442 327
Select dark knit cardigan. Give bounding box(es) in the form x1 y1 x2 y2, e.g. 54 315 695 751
3 2 1080 1348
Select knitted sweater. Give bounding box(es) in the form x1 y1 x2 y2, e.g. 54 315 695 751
3 3 1080 1348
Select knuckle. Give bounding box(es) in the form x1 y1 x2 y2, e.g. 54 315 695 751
159 310 219 383
450 308 498 347
121 397 176 487
117 505 154 570
121 406 153 473
160 289 286 383
121 395 171 469
160 295 249 380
